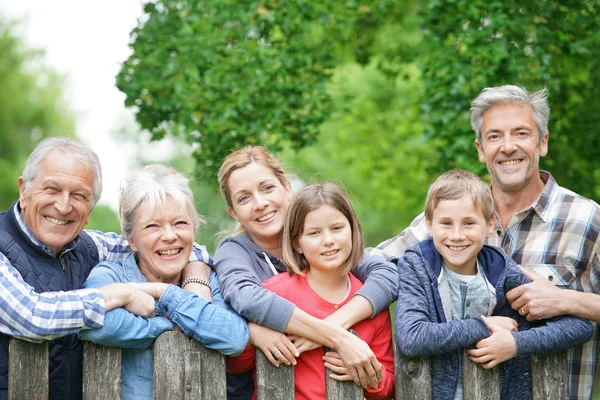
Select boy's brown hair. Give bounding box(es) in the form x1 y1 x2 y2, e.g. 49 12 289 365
424 169 494 223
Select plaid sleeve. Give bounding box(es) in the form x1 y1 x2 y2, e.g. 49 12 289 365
370 213 429 261
0 252 105 341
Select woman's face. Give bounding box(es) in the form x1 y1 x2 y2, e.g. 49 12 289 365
128 196 195 284
227 162 291 249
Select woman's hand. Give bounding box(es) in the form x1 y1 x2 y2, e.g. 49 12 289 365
288 335 321 354
482 316 518 332
335 333 382 389
467 324 517 369
323 351 353 381
249 322 299 367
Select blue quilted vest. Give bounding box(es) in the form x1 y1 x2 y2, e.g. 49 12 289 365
0 202 99 400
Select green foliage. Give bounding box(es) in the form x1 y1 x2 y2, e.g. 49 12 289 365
420 0 600 199
0 18 76 210
118 0 404 179
87 205 121 233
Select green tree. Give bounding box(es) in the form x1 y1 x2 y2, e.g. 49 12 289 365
0 18 76 209
420 0 600 200
117 0 405 178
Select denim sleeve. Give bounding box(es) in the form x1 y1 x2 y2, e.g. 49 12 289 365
156 273 249 356
79 264 174 348
351 253 399 317
396 253 490 357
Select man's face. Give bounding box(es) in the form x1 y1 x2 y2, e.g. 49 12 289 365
475 103 548 191
18 152 95 255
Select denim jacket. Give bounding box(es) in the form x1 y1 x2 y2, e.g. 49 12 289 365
80 253 249 400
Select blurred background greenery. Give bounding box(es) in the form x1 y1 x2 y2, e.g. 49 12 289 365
1 0 600 255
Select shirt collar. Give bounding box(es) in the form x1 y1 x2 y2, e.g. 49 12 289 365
14 202 79 257
530 170 556 222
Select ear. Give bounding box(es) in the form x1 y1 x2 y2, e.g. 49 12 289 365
17 177 27 209
293 239 303 254
539 132 549 157
425 217 433 237
227 206 239 221
284 181 292 200
475 139 486 163
127 238 138 252
486 215 496 238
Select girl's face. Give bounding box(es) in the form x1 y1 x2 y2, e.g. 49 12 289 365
227 162 292 248
295 205 352 273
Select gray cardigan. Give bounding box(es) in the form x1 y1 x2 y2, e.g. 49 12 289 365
214 233 399 331
395 239 593 400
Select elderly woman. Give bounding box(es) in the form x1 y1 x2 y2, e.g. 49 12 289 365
79 164 249 400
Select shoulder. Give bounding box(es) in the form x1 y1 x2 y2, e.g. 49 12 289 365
262 272 296 295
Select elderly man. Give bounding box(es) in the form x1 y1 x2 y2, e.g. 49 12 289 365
0 137 212 400
375 85 600 400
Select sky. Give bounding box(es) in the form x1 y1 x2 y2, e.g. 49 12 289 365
0 0 163 209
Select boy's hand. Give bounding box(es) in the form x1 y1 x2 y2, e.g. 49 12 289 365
467 324 516 369
248 322 298 367
482 316 518 332
288 335 321 354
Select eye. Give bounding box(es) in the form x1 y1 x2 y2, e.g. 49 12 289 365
175 220 189 226
45 186 60 193
516 130 529 136
237 195 250 204
72 192 88 201
305 230 318 236
262 184 275 192
144 223 159 229
332 224 344 231
440 221 452 226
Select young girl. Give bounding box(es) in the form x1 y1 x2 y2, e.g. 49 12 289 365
214 146 398 399
228 183 395 400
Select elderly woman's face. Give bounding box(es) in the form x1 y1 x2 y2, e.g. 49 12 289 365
128 196 195 284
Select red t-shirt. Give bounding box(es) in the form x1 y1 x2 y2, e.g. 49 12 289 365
227 272 395 400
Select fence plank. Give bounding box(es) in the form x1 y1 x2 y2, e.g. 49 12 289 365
83 341 121 400
255 349 294 400
8 339 48 400
153 331 226 400
395 343 432 400
324 346 363 400
532 352 568 400
462 350 500 400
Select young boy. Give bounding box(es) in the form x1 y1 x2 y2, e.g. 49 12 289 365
395 169 592 400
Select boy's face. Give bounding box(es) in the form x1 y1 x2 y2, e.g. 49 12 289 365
426 196 494 274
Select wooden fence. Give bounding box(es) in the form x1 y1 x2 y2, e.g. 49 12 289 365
8 332 568 399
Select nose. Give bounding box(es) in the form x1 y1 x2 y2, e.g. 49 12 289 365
253 193 268 210
322 230 334 246
163 225 177 241
449 225 465 241
500 135 516 154
54 192 72 214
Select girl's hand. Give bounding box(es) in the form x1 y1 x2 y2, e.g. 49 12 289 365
336 333 382 388
323 351 352 381
467 324 517 369
288 335 321 354
248 322 299 367
482 316 518 332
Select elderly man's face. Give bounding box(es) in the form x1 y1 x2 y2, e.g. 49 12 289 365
18 152 95 255
475 103 548 191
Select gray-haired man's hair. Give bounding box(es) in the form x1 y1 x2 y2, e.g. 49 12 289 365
470 85 550 142
22 137 103 204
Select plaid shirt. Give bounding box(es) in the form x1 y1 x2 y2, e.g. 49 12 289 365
1 203 212 341
373 171 600 400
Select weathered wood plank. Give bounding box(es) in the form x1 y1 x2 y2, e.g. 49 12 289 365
153 331 227 400
324 346 363 400
255 349 294 400
395 345 432 400
190 337 227 400
531 352 568 400
8 339 48 400
462 350 500 400
83 341 121 400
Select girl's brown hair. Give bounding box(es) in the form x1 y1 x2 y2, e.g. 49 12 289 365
282 183 364 276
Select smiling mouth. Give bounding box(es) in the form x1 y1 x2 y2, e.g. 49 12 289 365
45 216 70 225
157 248 182 256
447 245 468 251
498 159 522 166
322 250 339 256
257 211 276 222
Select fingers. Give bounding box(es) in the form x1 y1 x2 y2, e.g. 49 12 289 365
327 372 353 381
260 347 280 367
505 285 525 306
518 265 542 282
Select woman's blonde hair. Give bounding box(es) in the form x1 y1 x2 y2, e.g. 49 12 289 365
282 183 364 276
217 146 290 235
